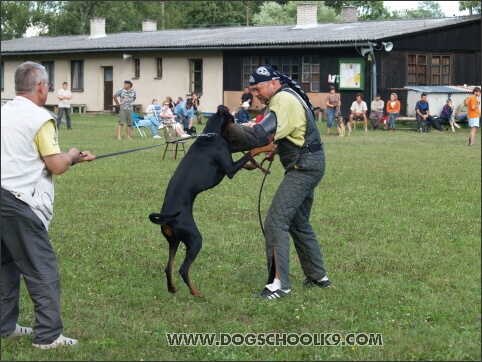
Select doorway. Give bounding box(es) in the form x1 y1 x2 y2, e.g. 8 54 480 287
103 67 113 111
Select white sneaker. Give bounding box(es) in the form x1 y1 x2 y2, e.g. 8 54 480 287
153 135 162 139
32 334 78 349
454 122 461 129
451 127 455 132
158 124 165 129
4 324 33 338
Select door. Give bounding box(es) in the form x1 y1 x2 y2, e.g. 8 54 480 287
103 67 113 111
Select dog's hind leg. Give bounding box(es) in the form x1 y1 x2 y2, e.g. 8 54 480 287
165 239 180 294
179 235 203 297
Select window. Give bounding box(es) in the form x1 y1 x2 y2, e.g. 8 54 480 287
282 56 299 82
42 61 55 92
431 55 451 85
242 56 260 86
134 59 140 78
302 55 320 92
71 60 84 91
407 53 451 86
156 58 163 78
190 59 202 94
242 55 320 92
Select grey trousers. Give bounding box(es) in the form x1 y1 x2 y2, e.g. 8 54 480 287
1 188 63 344
263 150 327 290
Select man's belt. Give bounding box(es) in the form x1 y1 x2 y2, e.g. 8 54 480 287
299 143 324 154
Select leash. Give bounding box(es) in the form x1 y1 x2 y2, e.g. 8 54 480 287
257 157 273 237
95 143 164 159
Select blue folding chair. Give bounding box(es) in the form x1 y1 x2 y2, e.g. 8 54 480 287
132 112 147 138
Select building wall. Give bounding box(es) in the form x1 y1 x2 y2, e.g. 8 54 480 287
1 50 224 114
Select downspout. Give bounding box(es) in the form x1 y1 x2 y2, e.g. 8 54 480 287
368 42 377 100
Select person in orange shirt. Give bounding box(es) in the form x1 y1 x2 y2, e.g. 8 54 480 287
467 87 481 147
386 93 401 132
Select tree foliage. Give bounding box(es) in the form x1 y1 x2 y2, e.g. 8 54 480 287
253 1 339 25
459 1 481 14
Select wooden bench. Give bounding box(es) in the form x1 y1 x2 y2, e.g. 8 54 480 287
70 104 87 114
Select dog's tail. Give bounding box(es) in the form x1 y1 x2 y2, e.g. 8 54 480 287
149 212 181 225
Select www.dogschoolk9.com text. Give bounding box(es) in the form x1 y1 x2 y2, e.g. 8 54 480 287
166 332 383 347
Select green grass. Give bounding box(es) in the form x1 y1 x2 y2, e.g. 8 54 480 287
2 114 480 361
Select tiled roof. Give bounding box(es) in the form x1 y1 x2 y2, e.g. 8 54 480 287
1 15 480 54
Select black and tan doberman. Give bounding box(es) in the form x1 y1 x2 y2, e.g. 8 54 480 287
149 105 275 297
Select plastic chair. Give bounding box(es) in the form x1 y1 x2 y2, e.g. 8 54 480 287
162 125 187 160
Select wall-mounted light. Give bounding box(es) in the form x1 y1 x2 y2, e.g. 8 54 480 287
123 53 132 60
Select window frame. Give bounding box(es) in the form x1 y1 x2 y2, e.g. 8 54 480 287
407 53 451 86
189 59 203 94
42 61 55 92
71 60 84 91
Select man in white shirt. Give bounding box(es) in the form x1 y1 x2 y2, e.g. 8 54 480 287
57 82 73 130
348 93 368 133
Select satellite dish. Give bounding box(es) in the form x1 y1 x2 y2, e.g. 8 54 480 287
381 42 393 52
360 48 371 57
123 53 132 60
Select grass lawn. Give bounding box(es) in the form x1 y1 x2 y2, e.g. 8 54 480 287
1 113 480 361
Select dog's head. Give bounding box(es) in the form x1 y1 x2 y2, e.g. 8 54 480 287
203 105 235 137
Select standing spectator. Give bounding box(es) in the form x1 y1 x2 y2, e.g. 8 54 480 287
1 61 95 349
467 87 481 147
237 66 330 299
191 92 203 125
324 86 341 136
237 102 251 124
385 93 401 132
369 93 384 130
240 86 253 106
415 93 443 133
57 82 72 130
453 97 469 126
113 80 136 140
348 93 368 133
439 99 456 132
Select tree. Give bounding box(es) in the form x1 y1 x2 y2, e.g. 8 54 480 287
1 1 47 40
392 1 445 19
253 1 339 25
459 1 481 14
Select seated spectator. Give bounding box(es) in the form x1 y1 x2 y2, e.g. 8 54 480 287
237 102 251 124
175 96 183 106
453 97 468 126
369 93 384 130
132 111 162 139
439 99 456 132
348 93 368 133
415 93 444 133
240 86 253 106
386 93 401 132
159 100 190 137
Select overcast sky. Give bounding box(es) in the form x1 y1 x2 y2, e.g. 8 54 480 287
384 1 470 16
